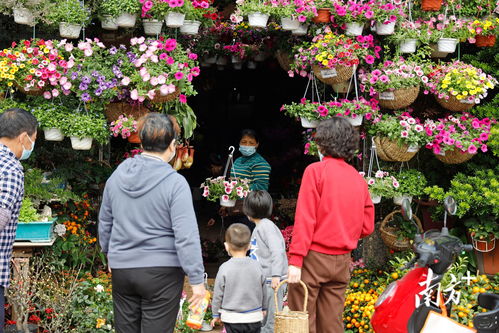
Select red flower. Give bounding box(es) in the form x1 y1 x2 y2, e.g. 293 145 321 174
29 315 41 323
24 40 31 47
11 42 17 47
45 308 54 314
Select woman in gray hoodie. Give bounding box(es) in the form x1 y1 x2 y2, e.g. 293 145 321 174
99 113 206 333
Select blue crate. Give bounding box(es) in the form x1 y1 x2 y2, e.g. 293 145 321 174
15 218 57 242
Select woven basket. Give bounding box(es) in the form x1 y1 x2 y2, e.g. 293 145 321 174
378 86 420 110
380 210 423 252
15 82 44 96
435 148 474 164
275 280 309 333
104 103 150 122
275 51 293 72
150 88 181 104
374 137 417 162
312 64 354 85
436 94 475 112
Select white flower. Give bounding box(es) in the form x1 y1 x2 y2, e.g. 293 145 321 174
415 125 424 132
375 170 384 178
407 118 416 125
94 284 104 293
359 171 366 177
399 120 409 127
368 179 375 185
54 224 66 237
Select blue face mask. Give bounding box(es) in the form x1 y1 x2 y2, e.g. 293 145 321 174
239 145 256 156
20 135 35 160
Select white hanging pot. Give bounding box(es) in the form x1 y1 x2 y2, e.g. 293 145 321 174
393 195 413 206
247 61 257 69
59 23 82 39
332 81 353 93
248 12 269 28
281 17 300 31
375 21 396 35
233 63 243 70
101 15 118 30
70 137 93 150
346 22 364 36
204 55 217 64
165 12 185 28
216 56 228 66
371 194 382 204
13 8 34 26
231 55 241 64
430 44 449 58
437 38 458 53
180 20 201 35
292 23 309 35
44 128 65 142
116 13 137 28
346 115 363 127
143 19 163 35
300 117 319 128
220 196 236 207
400 39 417 53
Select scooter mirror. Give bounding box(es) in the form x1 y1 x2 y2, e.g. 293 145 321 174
444 196 457 216
401 198 413 221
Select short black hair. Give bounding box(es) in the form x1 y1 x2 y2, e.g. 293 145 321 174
315 117 359 160
0 108 38 139
243 191 273 219
225 223 251 251
241 129 259 143
137 113 175 153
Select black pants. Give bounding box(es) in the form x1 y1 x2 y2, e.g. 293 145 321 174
0 286 4 333
224 322 262 333
112 267 184 333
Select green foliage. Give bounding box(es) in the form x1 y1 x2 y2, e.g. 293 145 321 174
388 213 418 242
18 197 41 222
281 100 328 121
99 0 140 17
62 112 109 144
368 114 428 147
396 169 427 197
31 103 71 130
45 0 90 25
23 168 79 204
238 0 272 16
464 216 499 240
489 124 499 157
152 100 198 139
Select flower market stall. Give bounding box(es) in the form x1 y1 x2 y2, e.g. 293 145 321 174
0 0 497 331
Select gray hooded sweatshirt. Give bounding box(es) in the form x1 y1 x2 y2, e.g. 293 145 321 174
98 155 205 285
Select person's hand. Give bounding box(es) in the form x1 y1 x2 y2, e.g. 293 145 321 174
207 218 216 227
188 284 206 309
288 265 302 283
271 277 280 289
107 266 112 273
263 311 267 317
210 317 221 327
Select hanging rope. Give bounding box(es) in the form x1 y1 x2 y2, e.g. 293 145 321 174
223 146 236 179
367 137 382 178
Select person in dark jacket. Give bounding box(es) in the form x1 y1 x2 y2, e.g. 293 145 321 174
99 113 206 333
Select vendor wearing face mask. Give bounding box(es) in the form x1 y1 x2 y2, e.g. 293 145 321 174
231 129 271 191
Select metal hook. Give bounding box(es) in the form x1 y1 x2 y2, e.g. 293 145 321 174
228 146 235 155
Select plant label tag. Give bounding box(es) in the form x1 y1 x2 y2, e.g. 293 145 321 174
379 92 395 100
437 150 446 156
321 68 337 78
460 99 474 104
407 145 419 153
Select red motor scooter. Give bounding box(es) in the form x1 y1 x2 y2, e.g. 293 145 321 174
371 197 499 333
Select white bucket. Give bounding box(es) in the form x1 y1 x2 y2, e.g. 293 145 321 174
346 22 364 36
116 13 137 28
248 12 269 28
101 16 118 30
400 39 417 53
247 61 257 69
300 117 319 128
13 8 34 26
143 19 163 35
220 196 236 207
371 194 382 204
346 115 363 127
281 17 300 31
437 38 458 53
59 23 81 39
180 20 201 35
332 81 352 93
375 21 396 35
165 12 185 28
292 23 309 35
70 137 93 150
393 195 413 206
44 128 65 142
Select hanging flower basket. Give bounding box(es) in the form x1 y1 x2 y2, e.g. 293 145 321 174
435 147 474 164
13 7 34 25
128 132 141 144
437 38 458 53
300 117 320 128
345 115 363 127
59 22 81 39
421 0 442 11
312 64 355 85
475 35 496 47
375 21 396 35
116 13 137 28
400 39 417 53
370 194 382 204
380 210 423 252
15 82 43 96
143 19 163 36
471 234 496 253
275 51 292 72
331 81 353 93
101 15 118 30
281 17 300 31
165 12 186 28
44 128 65 142
180 20 201 35
346 22 364 36
151 87 181 104
312 8 331 23
219 196 237 207
248 12 269 28
374 137 418 162
378 86 420 110
104 103 150 122
292 23 309 35
436 94 475 112
70 137 93 150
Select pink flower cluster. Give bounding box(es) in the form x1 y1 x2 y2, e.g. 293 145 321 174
110 115 138 139
141 0 185 17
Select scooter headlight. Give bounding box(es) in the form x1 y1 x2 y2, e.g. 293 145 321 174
375 281 397 307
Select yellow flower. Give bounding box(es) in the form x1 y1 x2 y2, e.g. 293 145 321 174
441 84 448 89
96 318 106 328
456 94 464 100
7 82 12 87
322 60 329 66
29 69 35 74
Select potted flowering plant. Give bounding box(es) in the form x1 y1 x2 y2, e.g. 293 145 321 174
303 129 319 157
465 217 498 253
31 103 70 142
361 170 400 203
359 58 427 110
99 0 140 28
200 177 251 207
423 61 497 112
291 32 380 84
110 115 139 143
324 97 380 126
311 0 332 23
140 0 170 35
1 0 46 26
62 112 109 150
331 0 374 36
44 0 90 39
424 113 493 164
369 113 428 162
468 18 499 47
267 0 314 30
180 0 218 35
372 0 403 35
386 21 423 54
236 0 272 28
280 98 330 128
393 169 427 205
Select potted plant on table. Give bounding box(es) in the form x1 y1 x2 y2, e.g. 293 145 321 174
393 169 427 205
361 170 400 204
200 177 251 207
44 0 90 39
16 198 57 242
62 112 109 150
465 217 499 253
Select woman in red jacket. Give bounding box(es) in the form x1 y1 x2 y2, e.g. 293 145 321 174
287 117 375 333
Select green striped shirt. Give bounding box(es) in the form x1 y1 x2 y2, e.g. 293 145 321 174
231 153 271 191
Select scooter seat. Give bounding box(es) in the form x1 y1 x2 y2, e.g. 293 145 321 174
474 294 499 333
479 293 499 311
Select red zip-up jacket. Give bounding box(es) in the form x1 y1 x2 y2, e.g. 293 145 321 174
288 157 375 267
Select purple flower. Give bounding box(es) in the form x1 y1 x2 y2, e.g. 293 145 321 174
79 82 88 91
70 72 78 80
81 93 91 102
95 88 103 96
109 46 117 55
82 76 91 84
91 71 99 78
